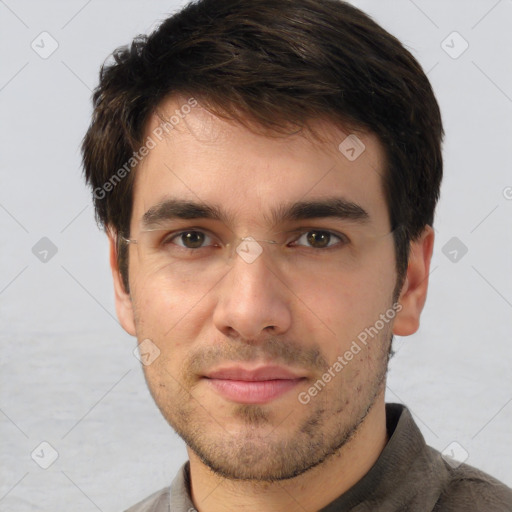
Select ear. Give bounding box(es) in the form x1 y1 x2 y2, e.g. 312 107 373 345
393 226 435 336
108 230 136 336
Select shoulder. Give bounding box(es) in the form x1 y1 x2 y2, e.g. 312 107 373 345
123 487 170 512
433 457 512 512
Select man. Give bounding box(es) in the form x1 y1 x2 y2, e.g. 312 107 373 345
81 0 512 510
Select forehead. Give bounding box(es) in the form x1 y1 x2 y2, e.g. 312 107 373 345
131 95 389 231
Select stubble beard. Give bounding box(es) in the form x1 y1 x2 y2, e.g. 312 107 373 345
146 327 392 482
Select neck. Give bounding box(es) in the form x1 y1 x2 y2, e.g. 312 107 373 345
187 396 388 512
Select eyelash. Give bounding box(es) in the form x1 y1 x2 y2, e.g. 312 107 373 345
161 229 350 252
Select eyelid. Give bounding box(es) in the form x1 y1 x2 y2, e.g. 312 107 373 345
163 229 217 247
289 229 349 248
159 227 350 247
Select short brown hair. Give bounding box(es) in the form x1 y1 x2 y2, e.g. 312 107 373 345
82 0 443 294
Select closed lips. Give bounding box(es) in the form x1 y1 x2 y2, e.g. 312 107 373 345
203 365 306 404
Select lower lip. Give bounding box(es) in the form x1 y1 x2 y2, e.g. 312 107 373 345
205 378 304 404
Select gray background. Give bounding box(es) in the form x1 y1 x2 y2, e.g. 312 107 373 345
1 0 511 510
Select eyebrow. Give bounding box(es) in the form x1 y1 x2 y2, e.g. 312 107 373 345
141 199 228 229
140 197 370 230
269 197 369 225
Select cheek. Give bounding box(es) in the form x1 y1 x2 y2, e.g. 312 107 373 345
130 270 218 364
291 258 395 358
131 271 208 332
293 272 386 330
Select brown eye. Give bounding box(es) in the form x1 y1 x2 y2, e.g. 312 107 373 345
294 230 347 249
306 231 331 248
180 231 206 248
161 229 217 255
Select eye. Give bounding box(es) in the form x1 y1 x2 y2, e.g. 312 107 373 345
293 230 347 249
165 230 214 249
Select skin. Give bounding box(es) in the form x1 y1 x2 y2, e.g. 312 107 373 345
109 95 434 512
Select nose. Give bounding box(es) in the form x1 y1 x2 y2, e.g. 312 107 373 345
212 246 292 342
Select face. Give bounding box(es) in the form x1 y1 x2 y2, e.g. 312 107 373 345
119 95 402 480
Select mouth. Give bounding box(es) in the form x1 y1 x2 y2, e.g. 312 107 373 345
202 365 307 404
